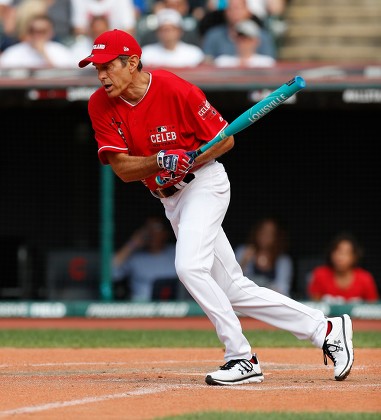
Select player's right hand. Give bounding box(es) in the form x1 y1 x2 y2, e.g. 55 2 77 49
156 169 185 187
157 149 194 175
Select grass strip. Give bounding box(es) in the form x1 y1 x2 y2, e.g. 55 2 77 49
156 412 380 420
0 329 379 348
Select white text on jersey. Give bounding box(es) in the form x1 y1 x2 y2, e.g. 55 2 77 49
151 131 177 143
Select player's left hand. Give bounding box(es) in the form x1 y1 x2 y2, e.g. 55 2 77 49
157 149 195 175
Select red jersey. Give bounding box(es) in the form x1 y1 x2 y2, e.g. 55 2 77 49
308 266 379 303
88 70 227 191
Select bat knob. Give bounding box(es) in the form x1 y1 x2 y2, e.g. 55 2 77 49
294 75 306 89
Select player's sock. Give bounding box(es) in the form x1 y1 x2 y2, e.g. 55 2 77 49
326 320 332 336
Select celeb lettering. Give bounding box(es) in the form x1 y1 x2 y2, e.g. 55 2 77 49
150 131 177 143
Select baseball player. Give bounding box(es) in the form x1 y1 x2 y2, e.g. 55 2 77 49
79 29 354 385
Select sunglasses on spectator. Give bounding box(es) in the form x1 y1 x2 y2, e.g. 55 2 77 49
28 26 50 34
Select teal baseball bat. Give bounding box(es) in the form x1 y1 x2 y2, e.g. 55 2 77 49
156 75 306 186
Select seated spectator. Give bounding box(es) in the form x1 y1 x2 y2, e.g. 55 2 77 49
308 232 379 303
235 216 293 296
133 0 150 18
70 15 109 64
0 14 75 68
70 0 136 37
112 216 178 302
197 0 227 38
214 19 275 67
43 0 73 44
201 0 276 60
137 0 201 47
2 0 73 46
201 0 286 37
153 0 205 23
141 8 204 67
0 0 18 51
246 0 288 50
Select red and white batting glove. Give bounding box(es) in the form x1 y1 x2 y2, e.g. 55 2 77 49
156 169 185 188
157 149 194 175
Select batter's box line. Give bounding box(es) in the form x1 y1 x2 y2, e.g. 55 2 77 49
0 382 379 418
0 385 173 418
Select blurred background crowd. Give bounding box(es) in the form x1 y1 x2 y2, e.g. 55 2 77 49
111 216 379 303
0 0 288 69
2 0 380 69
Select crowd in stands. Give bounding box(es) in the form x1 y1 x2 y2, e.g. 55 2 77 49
0 0 287 69
112 215 379 303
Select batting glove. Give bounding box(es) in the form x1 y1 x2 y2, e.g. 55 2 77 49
157 149 194 175
156 169 185 187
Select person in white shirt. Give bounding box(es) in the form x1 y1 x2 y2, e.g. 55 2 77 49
214 19 275 68
70 0 136 37
70 15 110 64
0 14 75 68
141 8 204 68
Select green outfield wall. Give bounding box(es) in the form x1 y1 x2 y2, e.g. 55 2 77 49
0 301 380 319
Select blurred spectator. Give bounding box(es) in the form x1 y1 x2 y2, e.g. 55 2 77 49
235 217 293 296
70 15 109 64
141 8 204 67
1 0 73 46
0 14 75 68
214 19 275 67
308 232 379 303
201 0 277 60
137 0 201 47
197 0 226 37
1 0 17 50
153 0 205 22
44 0 73 44
70 0 136 37
246 0 288 49
112 216 178 302
133 0 149 18
201 0 286 34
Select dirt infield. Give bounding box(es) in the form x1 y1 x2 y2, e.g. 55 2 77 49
0 347 380 419
0 318 380 419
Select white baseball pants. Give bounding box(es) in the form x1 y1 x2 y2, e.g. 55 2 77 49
161 160 327 361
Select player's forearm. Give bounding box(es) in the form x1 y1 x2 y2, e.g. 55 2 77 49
106 152 159 182
194 136 234 166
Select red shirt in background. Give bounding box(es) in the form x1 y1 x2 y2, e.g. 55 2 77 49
308 266 379 303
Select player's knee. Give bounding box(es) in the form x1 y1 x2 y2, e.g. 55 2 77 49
175 258 189 280
175 258 207 283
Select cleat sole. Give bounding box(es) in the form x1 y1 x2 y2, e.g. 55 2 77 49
205 373 264 386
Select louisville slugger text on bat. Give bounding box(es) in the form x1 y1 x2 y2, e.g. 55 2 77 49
156 75 306 185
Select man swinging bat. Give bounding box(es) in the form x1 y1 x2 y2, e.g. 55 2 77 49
79 29 354 385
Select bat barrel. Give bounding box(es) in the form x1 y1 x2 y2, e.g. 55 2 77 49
155 76 306 186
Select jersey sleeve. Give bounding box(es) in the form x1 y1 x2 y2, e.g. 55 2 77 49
88 92 129 164
183 85 228 143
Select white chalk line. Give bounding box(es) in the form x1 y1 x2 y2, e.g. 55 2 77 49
0 360 217 369
0 381 379 418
